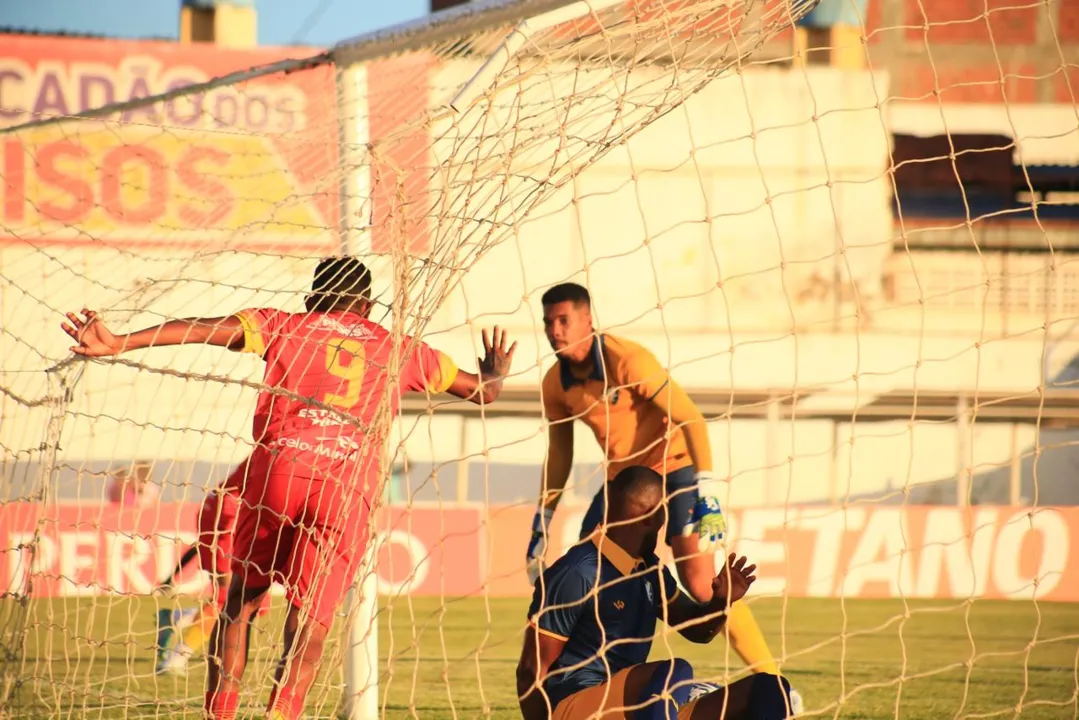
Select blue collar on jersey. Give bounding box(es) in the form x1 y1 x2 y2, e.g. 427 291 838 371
559 334 606 390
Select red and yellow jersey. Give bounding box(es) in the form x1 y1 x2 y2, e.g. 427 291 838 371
541 333 691 479
235 308 457 475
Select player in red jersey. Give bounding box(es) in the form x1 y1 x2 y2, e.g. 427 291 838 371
61 257 517 720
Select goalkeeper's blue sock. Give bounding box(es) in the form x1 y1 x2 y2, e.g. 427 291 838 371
632 658 694 720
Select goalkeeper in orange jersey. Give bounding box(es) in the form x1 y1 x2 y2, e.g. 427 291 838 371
526 282 790 685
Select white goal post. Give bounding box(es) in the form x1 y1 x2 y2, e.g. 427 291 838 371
328 0 820 716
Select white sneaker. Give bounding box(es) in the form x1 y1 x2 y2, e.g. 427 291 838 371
156 642 192 675
788 687 805 717
155 607 197 671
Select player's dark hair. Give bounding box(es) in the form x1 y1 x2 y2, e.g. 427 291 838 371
607 466 663 520
541 282 591 309
309 257 372 312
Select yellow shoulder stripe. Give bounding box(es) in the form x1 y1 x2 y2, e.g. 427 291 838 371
235 311 266 356
427 351 459 394
530 621 570 642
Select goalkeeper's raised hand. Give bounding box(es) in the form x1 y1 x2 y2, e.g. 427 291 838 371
682 471 727 552
525 507 554 585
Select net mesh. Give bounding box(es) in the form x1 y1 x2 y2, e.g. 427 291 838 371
2 0 1079 717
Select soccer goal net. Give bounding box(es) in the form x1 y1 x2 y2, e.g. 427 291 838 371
2 0 1078 717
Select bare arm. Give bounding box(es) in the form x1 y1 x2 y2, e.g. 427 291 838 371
540 422 574 513
62 309 246 357
516 624 567 720
526 416 575 584
665 592 729 645
444 326 517 406
445 369 501 406
663 553 756 644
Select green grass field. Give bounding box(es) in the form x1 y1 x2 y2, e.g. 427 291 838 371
2 596 1077 719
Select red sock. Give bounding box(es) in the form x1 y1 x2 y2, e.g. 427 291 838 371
205 690 238 719
267 686 305 719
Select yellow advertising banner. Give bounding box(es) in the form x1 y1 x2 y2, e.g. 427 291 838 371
0 35 338 251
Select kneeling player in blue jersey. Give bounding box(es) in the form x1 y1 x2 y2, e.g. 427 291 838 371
516 466 798 720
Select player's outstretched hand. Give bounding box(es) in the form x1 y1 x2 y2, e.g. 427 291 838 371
479 325 517 379
61 309 123 357
711 552 756 608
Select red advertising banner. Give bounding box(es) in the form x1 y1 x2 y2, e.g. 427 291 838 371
0 503 483 600
0 35 338 251
2 503 1076 602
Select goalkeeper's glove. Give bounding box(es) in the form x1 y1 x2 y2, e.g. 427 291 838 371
525 507 555 586
682 471 727 552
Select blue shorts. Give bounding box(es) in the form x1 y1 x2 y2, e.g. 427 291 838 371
579 465 698 543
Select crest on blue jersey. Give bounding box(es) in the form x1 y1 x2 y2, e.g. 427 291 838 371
688 682 722 703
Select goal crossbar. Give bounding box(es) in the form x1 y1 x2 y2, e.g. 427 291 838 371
332 0 608 66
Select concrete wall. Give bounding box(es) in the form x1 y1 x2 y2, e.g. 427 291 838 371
3 15 1079 508
422 64 894 338
859 0 1078 105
